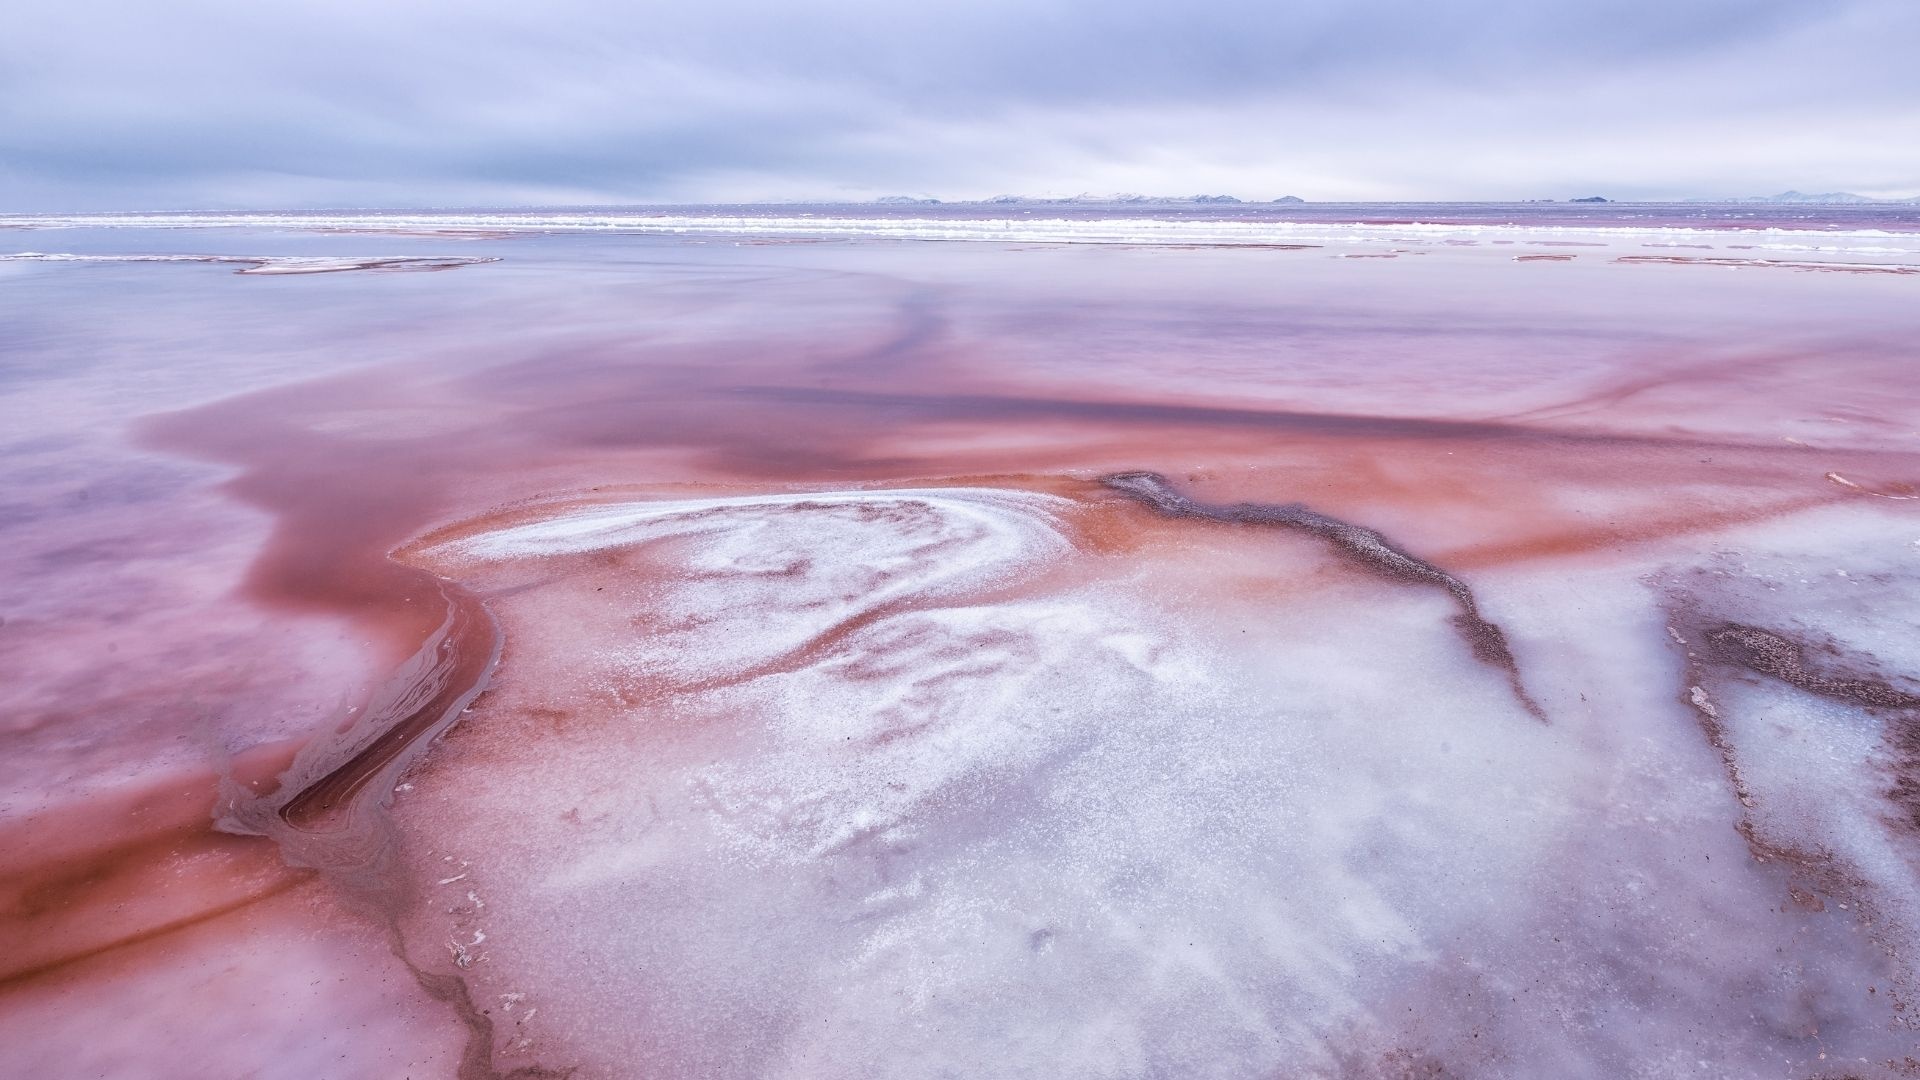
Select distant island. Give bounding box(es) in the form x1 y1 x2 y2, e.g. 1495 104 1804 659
1571 196 1610 203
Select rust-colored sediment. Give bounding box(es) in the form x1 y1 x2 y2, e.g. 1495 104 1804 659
0 740 306 986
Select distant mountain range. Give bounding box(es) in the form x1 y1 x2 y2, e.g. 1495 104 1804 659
1718 190 1920 204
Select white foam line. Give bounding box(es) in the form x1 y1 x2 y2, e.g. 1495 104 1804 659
5 212 1918 253
0 252 497 274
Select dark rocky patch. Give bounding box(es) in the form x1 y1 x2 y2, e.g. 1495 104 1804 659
1102 470 1545 720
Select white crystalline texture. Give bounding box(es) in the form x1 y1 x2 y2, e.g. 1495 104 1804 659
6 212 1919 261
0 252 495 274
455 489 1074 685
404 487 1920 1079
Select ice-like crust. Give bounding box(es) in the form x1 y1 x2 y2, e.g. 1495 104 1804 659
407 493 1550 1077
390 485 1920 1079
5 212 1918 259
457 488 1072 565
0 252 497 274
453 489 1074 685
1657 529 1920 1019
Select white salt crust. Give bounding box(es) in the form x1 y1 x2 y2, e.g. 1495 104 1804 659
7 213 1920 260
455 489 1076 686
0 252 495 274
406 490 1920 1079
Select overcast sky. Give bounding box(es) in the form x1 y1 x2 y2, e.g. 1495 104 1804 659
3 0 1916 210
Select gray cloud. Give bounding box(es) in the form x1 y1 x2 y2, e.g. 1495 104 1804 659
2 0 1916 209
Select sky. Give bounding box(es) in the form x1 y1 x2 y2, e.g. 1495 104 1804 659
2 0 1917 210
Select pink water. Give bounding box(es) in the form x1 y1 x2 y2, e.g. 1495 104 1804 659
3 217 1920 1078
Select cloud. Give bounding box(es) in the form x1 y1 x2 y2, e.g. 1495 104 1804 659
2 0 1916 209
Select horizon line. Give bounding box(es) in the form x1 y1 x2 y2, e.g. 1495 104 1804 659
8 194 1920 216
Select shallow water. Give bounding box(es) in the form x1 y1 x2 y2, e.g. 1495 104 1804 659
3 212 1919 1078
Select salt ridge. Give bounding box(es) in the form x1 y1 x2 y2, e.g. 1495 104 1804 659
6 211 1919 256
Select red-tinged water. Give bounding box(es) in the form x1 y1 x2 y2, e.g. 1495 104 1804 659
3 217 1920 1078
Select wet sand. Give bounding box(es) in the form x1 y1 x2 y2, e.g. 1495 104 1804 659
3 226 1920 1077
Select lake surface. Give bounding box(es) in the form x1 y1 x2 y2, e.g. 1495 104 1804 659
4 207 1920 1078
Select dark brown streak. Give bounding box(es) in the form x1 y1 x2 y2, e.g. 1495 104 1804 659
212 574 545 1079
1698 622 1920 837
1666 608 1920 1017
1704 624 1920 711
1101 470 1547 721
217 578 502 874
